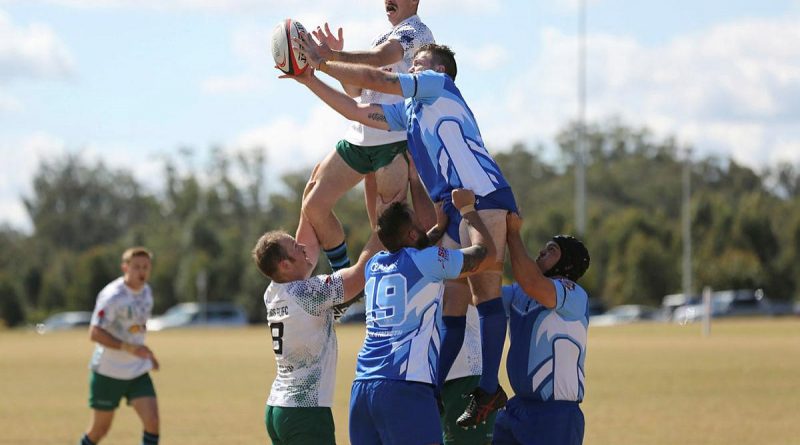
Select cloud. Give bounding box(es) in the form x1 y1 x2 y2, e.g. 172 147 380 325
460 43 511 71
0 133 66 231
0 9 75 81
0 133 167 232
231 102 351 187
483 18 800 168
201 17 386 95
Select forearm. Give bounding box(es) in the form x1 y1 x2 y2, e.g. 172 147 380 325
427 225 447 246
462 211 496 270
305 75 362 121
508 231 556 308
90 326 136 352
319 61 402 96
329 49 388 67
343 232 384 301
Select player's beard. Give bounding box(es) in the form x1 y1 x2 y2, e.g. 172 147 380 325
414 228 431 249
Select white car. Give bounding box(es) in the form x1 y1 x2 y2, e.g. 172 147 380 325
36 311 92 333
589 305 660 327
147 302 248 331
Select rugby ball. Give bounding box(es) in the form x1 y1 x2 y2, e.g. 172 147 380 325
271 18 309 75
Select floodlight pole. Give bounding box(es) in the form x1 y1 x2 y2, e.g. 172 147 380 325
575 0 587 236
682 148 693 302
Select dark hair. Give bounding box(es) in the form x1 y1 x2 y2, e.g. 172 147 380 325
377 202 414 252
252 230 291 278
416 43 457 80
545 235 590 281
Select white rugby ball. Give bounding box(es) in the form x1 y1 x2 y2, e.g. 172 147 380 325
271 18 308 75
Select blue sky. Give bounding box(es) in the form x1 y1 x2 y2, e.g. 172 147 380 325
1 0 799 231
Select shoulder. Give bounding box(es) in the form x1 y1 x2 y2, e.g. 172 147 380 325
553 278 588 303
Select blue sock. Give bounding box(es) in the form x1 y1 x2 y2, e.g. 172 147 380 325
476 298 507 393
142 431 159 445
79 434 95 445
437 315 467 392
324 241 351 272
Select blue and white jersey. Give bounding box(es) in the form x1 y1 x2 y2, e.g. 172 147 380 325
382 70 516 210
501 281 589 402
356 246 464 384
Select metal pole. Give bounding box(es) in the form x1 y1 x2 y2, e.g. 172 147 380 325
682 148 693 304
575 0 587 235
702 286 711 337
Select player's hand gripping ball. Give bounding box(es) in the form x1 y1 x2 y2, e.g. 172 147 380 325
272 18 309 75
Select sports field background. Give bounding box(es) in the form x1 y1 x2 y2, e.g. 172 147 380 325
1 318 798 444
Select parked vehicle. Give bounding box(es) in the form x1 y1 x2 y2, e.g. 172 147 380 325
671 289 774 323
147 302 248 331
36 311 92 333
589 304 661 327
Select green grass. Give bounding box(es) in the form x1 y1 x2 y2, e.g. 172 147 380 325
1 318 799 444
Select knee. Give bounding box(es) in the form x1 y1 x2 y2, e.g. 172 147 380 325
302 189 334 219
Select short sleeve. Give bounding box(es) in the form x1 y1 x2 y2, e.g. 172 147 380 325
287 273 345 317
386 23 420 54
553 279 588 320
381 102 407 132
410 247 464 281
397 71 446 100
91 295 116 329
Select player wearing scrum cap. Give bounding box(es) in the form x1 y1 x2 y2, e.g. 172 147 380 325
284 41 518 427
79 247 160 445
496 213 591 445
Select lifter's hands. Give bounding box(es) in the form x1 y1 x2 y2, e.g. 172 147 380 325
506 212 523 234
451 188 476 213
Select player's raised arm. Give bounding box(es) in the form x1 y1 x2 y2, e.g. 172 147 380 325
296 164 322 279
505 213 557 308
337 229 384 302
285 68 392 131
451 189 497 278
295 33 404 96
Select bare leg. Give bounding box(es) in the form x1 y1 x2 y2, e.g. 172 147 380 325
85 409 115 443
131 396 159 435
374 154 409 218
364 172 378 229
302 150 364 250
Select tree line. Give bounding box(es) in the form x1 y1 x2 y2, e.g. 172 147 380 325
1 120 799 327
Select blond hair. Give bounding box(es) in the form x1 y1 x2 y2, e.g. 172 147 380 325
122 246 153 263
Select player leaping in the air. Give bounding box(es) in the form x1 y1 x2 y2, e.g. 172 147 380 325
251 173 384 445
297 0 434 323
284 39 517 427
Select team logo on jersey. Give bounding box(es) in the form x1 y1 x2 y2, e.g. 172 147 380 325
370 262 398 273
128 324 146 334
559 279 576 291
437 247 450 268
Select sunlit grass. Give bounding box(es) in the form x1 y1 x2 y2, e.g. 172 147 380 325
1 318 798 444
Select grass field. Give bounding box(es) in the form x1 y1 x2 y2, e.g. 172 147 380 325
1 318 799 444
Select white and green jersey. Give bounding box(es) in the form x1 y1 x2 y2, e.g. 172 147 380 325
89 277 153 380
264 273 345 408
445 305 482 381
343 14 435 147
